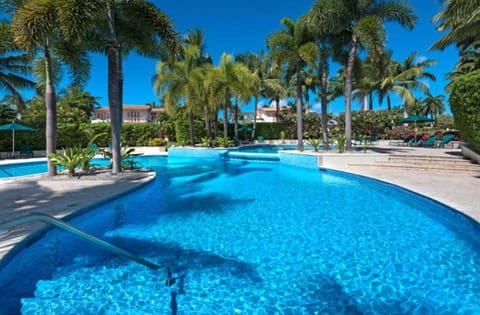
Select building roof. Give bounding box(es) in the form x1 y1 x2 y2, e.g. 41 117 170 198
258 107 290 112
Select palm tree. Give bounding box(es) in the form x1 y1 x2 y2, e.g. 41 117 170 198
11 0 95 176
420 93 445 120
83 0 179 174
308 0 416 150
267 17 318 151
0 22 35 112
235 51 265 140
431 0 480 52
304 0 351 145
153 45 204 146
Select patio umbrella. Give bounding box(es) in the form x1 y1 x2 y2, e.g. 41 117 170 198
238 126 253 140
0 122 37 158
397 115 434 143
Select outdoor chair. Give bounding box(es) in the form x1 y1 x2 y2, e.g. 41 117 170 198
417 135 438 147
19 145 34 158
438 134 455 148
389 135 414 147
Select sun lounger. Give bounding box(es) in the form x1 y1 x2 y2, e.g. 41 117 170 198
389 135 414 147
417 135 438 147
438 134 455 148
19 145 34 158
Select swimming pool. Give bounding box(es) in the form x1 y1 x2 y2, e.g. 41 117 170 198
0 158 111 178
0 156 479 314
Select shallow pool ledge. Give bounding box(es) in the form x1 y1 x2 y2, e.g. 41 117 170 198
168 147 228 159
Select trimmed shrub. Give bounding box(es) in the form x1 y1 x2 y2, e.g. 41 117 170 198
449 70 480 149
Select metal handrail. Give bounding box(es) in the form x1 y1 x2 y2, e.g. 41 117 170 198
0 212 161 270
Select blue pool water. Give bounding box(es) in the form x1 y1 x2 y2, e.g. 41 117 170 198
0 158 111 178
0 156 479 314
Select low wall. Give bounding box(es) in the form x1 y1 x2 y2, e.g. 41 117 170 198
318 153 388 168
460 144 480 164
279 151 319 169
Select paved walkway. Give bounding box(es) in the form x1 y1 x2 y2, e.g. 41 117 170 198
0 144 479 262
328 142 480 222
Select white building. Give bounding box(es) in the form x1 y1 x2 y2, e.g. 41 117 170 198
92 105 165 123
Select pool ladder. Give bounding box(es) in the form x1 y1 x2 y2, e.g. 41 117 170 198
0 212 161 270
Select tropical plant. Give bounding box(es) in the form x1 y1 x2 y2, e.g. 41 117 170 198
0 22 35 112
267 17 319 151
102 146 138 170
76 0 180 174
306 138 322 152
336 133 346 153
419 93 445 120
154 44 205 146
307 0 416 150
216 136 233 148
431 0 480 53
10 0 95 176
48 147 84 176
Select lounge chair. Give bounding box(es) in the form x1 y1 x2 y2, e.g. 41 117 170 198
417 135 438 147
438 134 455 148
389 135 414 147
19 145 34 158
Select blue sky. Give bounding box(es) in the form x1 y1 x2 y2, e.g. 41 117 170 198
11 1 459 114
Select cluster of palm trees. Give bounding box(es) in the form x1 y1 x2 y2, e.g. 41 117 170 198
1 0 179 175
1 0 478 174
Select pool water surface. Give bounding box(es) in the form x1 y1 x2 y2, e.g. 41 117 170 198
0 156 479 314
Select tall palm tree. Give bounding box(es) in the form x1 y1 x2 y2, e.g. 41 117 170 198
431 0 480 52
153 45 204 146
420 93 445 120
375 51 433 116
267 17 318 151
308 0 416 150
0 22 35 112
235 51 264 140
80 0 179 174
304 0 351 145
11 0 95 176
208 53 249 142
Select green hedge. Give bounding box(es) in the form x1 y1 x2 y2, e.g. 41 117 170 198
0 122 164 152
450 69 480 150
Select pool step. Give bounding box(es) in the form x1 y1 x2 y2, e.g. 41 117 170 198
223 151 280 161
22 265 173 314
350 154 480 174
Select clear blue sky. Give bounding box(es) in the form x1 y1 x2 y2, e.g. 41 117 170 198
56 1 462 114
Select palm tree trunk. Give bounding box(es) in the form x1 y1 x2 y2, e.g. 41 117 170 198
203 105 212 140
233 99 239 146
223 99 228 141
107 3 121 174
275 96 280 122
344 37 357 151
44 42 57 176
252 94 258 141
188 109 195 146
320 48 329 147
296 68 304 151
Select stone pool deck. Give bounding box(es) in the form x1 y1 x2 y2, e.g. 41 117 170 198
0 168 155 261
0 144 479 263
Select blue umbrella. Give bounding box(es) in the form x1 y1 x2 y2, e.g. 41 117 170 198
0 122 37 158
